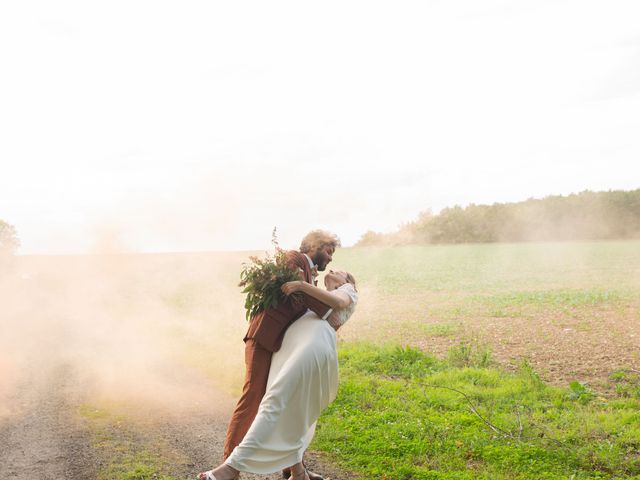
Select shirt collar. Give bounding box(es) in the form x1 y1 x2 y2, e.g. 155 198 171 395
303 253 316 270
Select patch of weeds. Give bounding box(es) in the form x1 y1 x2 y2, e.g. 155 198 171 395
340 343 440 379
102 450 176 480
519 359 544 391
438 305 474 321
476 289 629 313
610 370 627 382
610 370 640 399
566 381 593 404
422 322 460 337
448 339 492 368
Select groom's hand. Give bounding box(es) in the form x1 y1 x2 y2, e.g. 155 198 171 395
281 280 305 296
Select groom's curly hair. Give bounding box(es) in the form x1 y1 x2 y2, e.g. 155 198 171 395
299 230 341 253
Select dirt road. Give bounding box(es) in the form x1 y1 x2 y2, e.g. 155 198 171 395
0 364 97 479
0 361 346 480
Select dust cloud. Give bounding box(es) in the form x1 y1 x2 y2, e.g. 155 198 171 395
0 249 253 418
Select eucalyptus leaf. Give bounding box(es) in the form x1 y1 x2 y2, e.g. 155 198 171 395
238 229 303 321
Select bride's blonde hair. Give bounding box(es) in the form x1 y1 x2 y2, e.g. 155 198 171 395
344 272 357 292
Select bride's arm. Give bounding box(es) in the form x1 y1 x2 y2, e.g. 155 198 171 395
281 281 352 310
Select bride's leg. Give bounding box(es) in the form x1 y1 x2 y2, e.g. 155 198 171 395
287 462 310 480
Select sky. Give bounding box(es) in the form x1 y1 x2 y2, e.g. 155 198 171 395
1 0 639 254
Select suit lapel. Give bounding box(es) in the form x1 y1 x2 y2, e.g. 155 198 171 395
289 250 313 284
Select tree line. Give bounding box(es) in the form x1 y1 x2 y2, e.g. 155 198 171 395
0 219 19 254
356 189 640 246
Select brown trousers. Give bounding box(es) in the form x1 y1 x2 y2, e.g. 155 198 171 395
223 339 272 459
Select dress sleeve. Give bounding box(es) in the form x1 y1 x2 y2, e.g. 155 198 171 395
340 283 358 306
326 284 358 331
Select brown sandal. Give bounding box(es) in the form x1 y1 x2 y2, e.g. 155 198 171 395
288 463 310 480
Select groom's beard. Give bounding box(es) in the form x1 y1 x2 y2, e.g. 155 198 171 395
315 255 332 272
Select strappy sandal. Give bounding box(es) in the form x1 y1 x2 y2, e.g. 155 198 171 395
292 472 310 480
284 463 323 480
288 466 310 480
197 467 239 480
197 471 218 480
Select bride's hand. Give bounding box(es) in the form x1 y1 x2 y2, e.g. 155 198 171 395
281 281 305 296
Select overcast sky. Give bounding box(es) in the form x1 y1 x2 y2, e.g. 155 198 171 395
1 0 639 254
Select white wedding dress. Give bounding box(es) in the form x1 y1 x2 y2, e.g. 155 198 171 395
225 283 358 474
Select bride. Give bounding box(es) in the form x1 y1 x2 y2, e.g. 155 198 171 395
198 269 358 480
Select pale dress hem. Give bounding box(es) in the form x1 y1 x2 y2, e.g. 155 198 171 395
225 449 302 475
224 313 337 474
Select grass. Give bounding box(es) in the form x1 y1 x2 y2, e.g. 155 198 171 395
312 343 640 480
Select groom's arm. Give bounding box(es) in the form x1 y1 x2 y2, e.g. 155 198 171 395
301 292 332 320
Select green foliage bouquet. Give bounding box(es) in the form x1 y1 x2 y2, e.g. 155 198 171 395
239 229 302 321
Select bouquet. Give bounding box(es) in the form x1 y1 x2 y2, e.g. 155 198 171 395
239 229 303 321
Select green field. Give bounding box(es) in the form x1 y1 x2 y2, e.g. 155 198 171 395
309 241 640 479
329 242 640 385
312 344 640 479
6 241 640 479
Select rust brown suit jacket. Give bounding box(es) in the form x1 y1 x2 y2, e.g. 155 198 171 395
243 250 331 352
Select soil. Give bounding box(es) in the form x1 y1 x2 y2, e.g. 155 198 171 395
0 364 98 479
413 304 640 390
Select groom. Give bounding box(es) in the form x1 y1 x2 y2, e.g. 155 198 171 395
223 230 340 480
